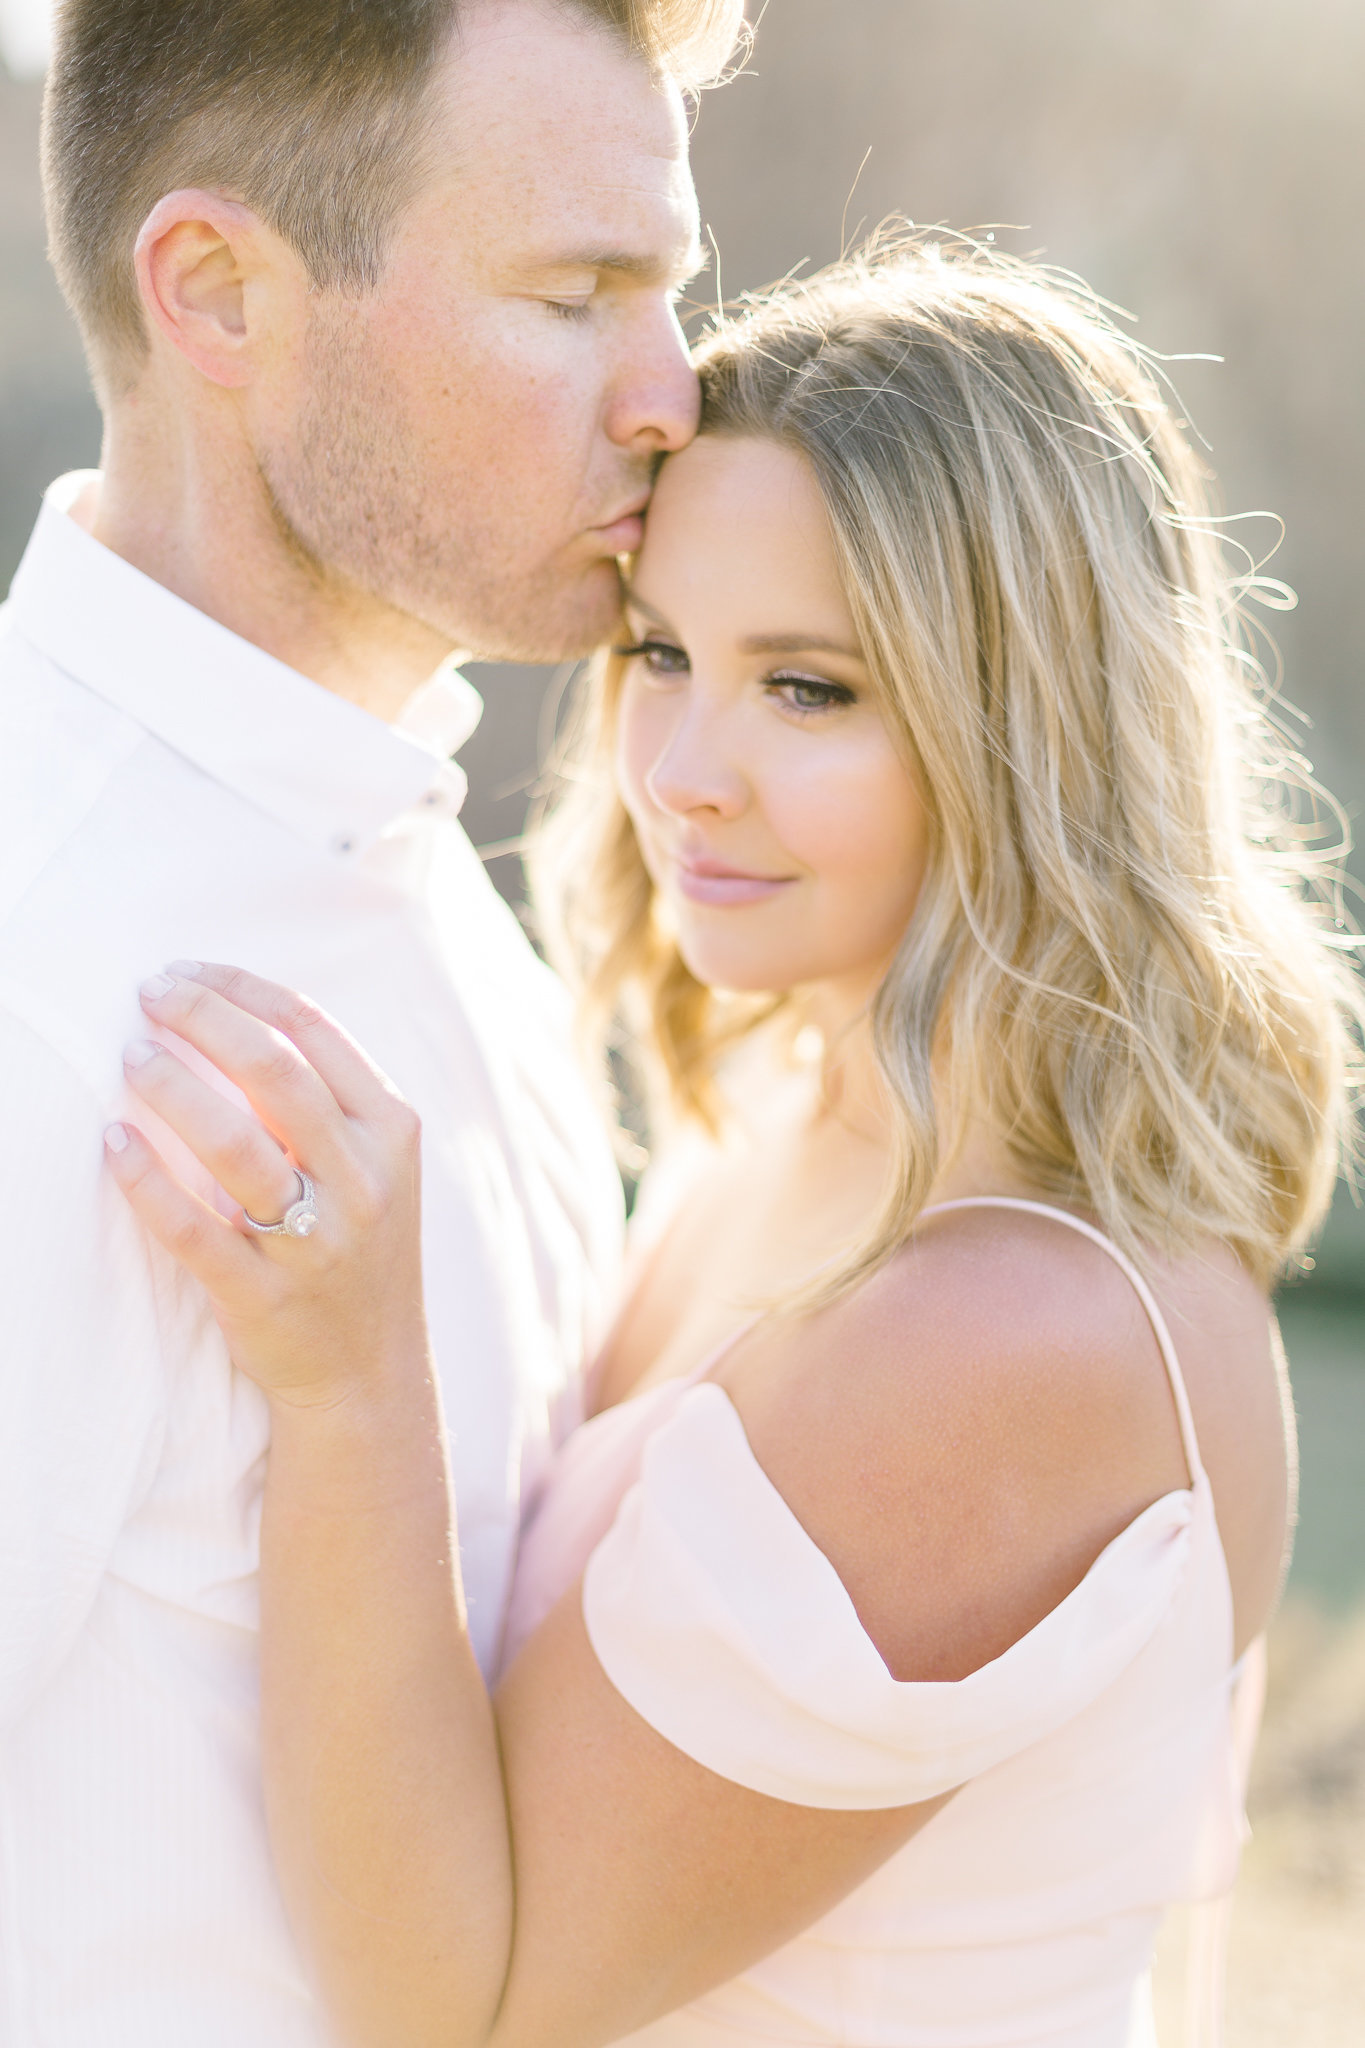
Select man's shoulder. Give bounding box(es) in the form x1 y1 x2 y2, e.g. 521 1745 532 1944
0 618 148 919
0 984 112 1122
0 627 162 1097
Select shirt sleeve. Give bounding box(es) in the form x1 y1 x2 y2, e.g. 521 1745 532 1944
582 1383 1195 1809
0 1006 167 1730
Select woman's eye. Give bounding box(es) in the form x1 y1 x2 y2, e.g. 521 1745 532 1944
768 672 857 713
614 638 691 676
546 299 593 323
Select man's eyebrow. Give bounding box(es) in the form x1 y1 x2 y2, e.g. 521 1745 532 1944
534 242 707 286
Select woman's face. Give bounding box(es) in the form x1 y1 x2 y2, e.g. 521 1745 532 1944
616 435 929 1005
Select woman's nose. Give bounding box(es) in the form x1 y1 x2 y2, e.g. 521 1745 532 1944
645 708 749 819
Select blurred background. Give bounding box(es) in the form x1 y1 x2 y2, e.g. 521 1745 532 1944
2 0 1362 2035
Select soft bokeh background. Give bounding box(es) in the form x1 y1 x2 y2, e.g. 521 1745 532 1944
2 1 1362 2036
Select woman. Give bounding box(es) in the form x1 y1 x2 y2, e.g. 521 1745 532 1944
107 238 1360 2048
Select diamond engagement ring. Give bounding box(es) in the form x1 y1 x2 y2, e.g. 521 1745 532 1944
242 1170 319 1239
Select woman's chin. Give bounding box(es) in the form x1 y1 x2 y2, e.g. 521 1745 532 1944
674 938 803 999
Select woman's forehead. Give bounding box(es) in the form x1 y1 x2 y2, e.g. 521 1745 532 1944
632 438 854 638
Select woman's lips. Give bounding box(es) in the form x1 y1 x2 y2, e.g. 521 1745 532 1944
675 863 795 907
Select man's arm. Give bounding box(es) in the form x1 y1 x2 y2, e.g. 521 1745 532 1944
0 1006 167 1729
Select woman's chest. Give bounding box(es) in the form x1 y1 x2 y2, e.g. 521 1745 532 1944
592 1135 889 1410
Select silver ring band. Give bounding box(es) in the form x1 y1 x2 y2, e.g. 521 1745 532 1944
242 1170 319 1239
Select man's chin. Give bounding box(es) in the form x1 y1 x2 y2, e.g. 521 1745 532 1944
461 561 625 666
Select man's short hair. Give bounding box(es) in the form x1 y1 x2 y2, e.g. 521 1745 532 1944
43 0 744 392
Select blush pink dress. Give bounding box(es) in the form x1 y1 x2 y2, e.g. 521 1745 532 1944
501 1199 1262 2048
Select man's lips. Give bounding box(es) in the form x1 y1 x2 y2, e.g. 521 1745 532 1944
590 497 650 554
674 857 797 908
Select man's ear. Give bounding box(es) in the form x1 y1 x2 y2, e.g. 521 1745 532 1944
133 190 291 389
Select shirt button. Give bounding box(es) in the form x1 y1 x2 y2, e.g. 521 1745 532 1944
333 833 356 855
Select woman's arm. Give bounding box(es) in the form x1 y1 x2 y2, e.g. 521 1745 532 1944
262 1384 941 2048
107 964 1189 2048
107 966 942 2048
262 1370 515 2048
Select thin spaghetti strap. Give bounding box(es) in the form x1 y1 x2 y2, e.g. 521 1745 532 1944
686 1312 764 1390
919 1197 1206 1482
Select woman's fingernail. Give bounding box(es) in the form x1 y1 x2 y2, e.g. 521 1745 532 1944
140 973 176 1001
104 1123 130 1153
124 1038 161 1069
167 959 202 977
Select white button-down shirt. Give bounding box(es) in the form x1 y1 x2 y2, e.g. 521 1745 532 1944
0 475 623 2046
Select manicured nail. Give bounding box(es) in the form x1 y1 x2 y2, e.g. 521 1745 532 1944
104 1123 130 1153
140 973 176 1001
166 959 202 977
124 1038 161 1068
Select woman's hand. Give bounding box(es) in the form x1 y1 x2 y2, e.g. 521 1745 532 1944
106 962 430 1410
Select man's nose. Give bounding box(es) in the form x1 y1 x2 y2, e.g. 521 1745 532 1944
605 300 701 457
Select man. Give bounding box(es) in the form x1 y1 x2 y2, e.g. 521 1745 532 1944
0 0 741 2039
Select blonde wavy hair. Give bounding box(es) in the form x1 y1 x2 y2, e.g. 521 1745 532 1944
532 232 1364 1291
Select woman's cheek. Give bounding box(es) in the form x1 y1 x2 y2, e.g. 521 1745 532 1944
784 764 927 973
777 734 922 883
614 689 666 830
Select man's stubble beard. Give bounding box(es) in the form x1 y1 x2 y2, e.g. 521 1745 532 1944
257 302 631 664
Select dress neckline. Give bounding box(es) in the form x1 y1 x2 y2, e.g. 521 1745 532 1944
649 1378 1208 1697
525 1199 1233 1700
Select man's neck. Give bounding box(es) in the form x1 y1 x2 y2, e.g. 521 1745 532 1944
89 403 456 724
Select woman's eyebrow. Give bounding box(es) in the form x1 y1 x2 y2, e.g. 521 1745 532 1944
739 632 864 660
621 593 863 662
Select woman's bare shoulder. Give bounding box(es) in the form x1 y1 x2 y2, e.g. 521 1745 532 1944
721 1203 1281 1680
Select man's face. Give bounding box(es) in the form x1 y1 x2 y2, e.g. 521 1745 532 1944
255 0 703 663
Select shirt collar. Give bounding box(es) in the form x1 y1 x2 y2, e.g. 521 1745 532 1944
5 472 484 857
